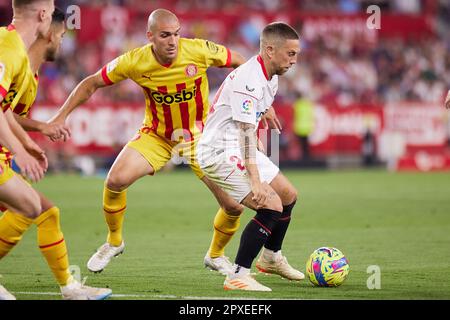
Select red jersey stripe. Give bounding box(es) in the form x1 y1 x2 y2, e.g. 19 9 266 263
143 87 159 132
13 103 26 115
7 24 15 31
176 83 193 142
101 66 114 85
2 104 11 113
0 85 7 99
194 77 204 132
158 86 173 140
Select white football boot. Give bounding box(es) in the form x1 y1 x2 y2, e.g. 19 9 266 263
0 283 16 300
61 280 112 300
87 241 125 272
224 274 272 292
204 254 233 275
256 251 305 281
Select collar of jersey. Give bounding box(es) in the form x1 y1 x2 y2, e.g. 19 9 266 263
257 55 269 81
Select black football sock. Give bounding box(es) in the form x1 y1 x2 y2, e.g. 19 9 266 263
264 201 296 252
234 208 281 269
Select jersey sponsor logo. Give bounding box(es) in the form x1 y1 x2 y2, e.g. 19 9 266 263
245 85 255 92
185 64 198 77
0 62 5 82
206 41 219 54
106 58 119 73
151 87 197 105
241 99 253 115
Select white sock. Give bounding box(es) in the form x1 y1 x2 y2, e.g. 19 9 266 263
263 248 282 261
229 264 250 279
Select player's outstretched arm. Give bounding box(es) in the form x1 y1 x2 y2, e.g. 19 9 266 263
229 50 246 69
14 113 71 142
48 71 108 126
445 90 450 109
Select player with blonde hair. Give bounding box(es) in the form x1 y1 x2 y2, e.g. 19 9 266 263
0 4 112 300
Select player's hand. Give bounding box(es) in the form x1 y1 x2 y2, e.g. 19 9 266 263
445 90 450 109
251 182 269 209
13 150 46 183
261 106 282 134
23 139 48 172
41 122 71 142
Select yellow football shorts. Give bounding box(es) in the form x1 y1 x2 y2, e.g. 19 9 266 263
0 159 15 186
127 126 204 179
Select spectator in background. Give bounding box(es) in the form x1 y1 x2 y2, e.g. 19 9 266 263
293 93 315 161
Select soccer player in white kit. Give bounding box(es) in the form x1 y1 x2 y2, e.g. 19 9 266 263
197 22 304 291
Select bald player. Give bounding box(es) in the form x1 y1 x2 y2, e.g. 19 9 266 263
48 9 250 274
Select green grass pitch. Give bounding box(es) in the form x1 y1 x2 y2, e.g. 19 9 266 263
1 169 449 300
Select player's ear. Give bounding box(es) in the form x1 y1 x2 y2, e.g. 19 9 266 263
146 31 153 43
265 45 275 59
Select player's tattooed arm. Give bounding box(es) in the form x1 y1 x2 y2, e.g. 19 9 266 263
237 121 267 207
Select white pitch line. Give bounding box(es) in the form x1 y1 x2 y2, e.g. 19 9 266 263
13 291 305 300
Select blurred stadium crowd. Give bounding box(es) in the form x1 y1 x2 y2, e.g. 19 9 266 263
1 0 449 107
0 0 449 172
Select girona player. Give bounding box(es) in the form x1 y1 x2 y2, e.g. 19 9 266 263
48 9 250 273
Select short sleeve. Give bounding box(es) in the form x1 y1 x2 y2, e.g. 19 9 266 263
199 39 231 68
230 92 258 125
100 50 134 85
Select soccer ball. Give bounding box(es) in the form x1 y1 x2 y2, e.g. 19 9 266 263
306 247 349 287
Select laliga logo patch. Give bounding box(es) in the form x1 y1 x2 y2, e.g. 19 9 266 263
0 63 5 82
241 99 253 115
185 64 198 77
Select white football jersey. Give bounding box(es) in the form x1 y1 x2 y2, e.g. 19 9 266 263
198 55 278 158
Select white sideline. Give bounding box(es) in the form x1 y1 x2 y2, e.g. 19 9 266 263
13 291 303 300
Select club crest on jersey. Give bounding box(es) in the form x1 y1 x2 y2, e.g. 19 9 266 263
0 63 5 82
185 64 198 77
241 99 253 115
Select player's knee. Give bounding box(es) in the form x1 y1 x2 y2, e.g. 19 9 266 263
279 184 298 205
286 187 298 204
21 196 42 219
106 172 130 192
223 203 244 216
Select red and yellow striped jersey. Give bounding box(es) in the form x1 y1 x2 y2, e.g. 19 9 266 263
0 24 32 112
0 65 38 162
0 24 35 162
101 38 231 142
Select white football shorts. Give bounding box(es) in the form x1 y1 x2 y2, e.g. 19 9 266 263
198 147 279 203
